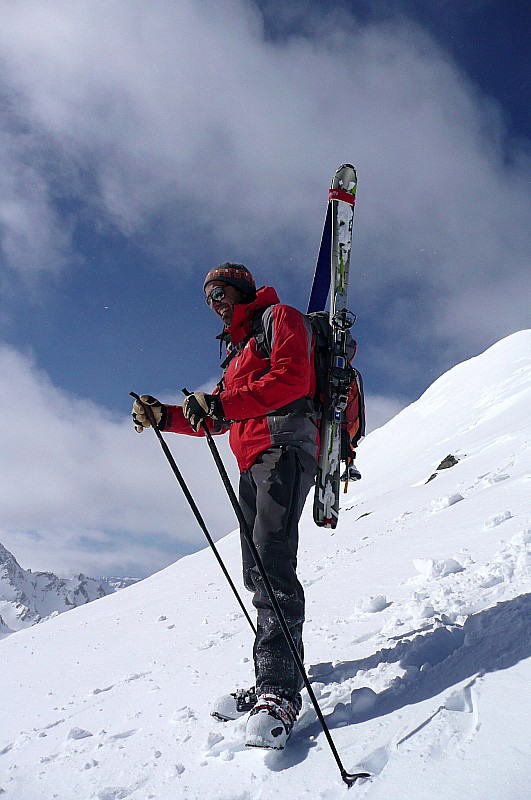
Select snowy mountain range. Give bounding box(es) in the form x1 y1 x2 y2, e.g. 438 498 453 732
0 330 529 800
0 542 137 639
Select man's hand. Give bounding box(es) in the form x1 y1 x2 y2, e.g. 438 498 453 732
132 395 166 433
182 392 223 432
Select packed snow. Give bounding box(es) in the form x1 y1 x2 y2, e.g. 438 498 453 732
0 330 530 799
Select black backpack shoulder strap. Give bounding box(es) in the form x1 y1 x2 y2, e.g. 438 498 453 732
220 335 252 370
219 306 275 371
252 304 275 358
251 304 316 418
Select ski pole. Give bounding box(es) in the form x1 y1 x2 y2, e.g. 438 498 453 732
129 393 256 636
182 389 370 788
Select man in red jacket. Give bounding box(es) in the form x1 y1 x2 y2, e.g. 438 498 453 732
132 263 318 749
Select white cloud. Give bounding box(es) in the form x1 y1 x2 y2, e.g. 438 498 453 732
0 3 528 316
0 124 73 290
0 2 527 386
0 0 529 540
364 393 407 434
0 344 240 577
0 341 408 577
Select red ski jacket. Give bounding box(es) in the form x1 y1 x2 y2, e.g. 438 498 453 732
163 286 319 472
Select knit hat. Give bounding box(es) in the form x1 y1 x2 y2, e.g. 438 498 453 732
203 262 256 298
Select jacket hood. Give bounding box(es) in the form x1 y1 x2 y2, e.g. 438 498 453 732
227 285 280 345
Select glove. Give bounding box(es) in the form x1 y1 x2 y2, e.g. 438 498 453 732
182 392 223 432
132 395 166 433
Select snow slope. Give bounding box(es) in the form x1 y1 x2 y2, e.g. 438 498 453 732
0 330 530 800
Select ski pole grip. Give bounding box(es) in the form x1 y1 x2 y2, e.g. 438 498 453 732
130 391 159 430
182 387 210 433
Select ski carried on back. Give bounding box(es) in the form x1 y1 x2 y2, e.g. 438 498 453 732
311 164 358 528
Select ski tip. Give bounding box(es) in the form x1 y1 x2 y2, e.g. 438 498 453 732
331 164 358 192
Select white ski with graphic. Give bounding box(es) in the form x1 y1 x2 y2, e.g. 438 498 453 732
313 164 358 528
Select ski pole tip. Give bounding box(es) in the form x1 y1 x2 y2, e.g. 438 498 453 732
342 771 371 789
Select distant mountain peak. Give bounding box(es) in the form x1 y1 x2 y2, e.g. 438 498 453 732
0 542 138 639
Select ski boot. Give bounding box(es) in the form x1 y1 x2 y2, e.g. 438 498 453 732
211 686 257 722
341 463 362 481
245 693 299 750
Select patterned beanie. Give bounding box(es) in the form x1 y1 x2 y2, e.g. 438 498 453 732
203 262 256 298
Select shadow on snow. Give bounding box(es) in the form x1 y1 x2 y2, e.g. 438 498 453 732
266 593 531 773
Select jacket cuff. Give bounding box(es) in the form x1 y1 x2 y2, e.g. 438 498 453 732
159 405 169 430
212 394 224 420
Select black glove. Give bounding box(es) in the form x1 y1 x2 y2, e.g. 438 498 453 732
182 392 223 432
132 395 166 433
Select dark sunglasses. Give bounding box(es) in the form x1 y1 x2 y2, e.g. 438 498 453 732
205 286 226 306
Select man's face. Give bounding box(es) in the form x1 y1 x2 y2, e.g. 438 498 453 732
205 281 243 327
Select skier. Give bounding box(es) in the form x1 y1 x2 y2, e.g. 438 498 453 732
132 263 318 749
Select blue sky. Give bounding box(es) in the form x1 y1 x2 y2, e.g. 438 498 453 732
0 0 529 578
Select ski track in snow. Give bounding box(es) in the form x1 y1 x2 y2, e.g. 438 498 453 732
0 331 530 799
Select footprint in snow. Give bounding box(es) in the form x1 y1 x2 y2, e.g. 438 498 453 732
431 494 464 512
412 558 465 580
481 473 510 487
204 721 247 759
96 776 148 800
444 684 475 713
308 662 335 679
355 744 391 776
124 672 150 683
357 595 392 613
67 728 93 741
105 729 138 742
170 706 196 724
483 510 512 529
198 629 237 649
397 678 479 758
81 758 99 770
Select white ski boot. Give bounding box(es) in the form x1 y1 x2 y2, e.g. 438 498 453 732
211 687 257 722
245 694 299 750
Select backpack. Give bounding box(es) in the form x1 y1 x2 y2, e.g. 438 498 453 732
252 306 366 457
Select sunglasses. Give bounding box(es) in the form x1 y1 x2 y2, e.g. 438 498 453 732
205 286 226 306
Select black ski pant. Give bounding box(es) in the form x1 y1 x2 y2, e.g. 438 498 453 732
238 445 316 703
